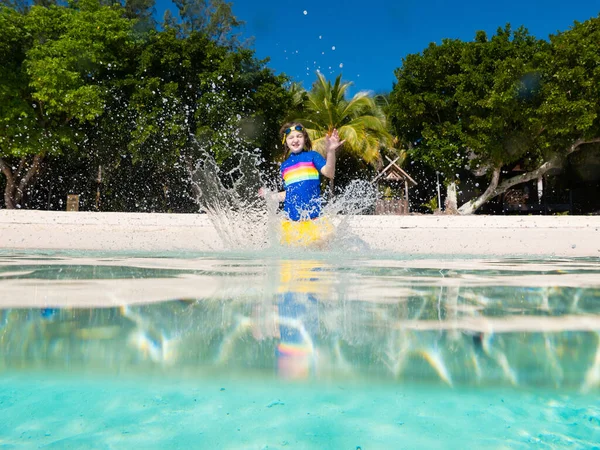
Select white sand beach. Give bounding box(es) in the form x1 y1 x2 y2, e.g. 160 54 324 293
1 210 599 257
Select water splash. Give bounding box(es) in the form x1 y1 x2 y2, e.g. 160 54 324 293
325 179 377 215
190 148 377 251
323 179 378 251
190 149 274 250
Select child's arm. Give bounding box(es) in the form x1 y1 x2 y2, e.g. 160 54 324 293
320 128 345 179
259 187 285 202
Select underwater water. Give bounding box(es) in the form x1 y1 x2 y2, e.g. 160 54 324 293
0 249 599 449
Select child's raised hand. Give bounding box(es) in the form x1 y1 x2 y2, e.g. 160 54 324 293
325 128 345 153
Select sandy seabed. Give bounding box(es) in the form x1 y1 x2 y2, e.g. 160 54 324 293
1 371 598 449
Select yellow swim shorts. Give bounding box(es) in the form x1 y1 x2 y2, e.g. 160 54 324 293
279 217 334 247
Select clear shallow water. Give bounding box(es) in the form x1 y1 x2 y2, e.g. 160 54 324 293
0 250 599 448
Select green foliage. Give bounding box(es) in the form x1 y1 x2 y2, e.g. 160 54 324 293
0 2 135 159
116 28 291 167
421 196 438 213
390 26 549 179
0 1 139 207
293 72 393 167
389 38 467 176
391 18 600 181
170 0 244 47
538 16 600 149
390 18 600 213
121 0 157 32
0 1 291 210
80 24 291 211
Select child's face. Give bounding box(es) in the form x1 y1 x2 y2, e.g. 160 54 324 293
286 131 305 153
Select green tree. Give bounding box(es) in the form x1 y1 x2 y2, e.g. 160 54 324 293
119 27 290 165
458 20 600 214
76 25 291 212
389 25 584 214
452 25 547 213
121 0 157 32
534 15 600 166
373 91 409 166
0 2 135 208
389 37 466 180
291 72 393 191
171 0 244 47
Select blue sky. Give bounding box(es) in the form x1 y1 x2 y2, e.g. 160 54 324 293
156 0 599 95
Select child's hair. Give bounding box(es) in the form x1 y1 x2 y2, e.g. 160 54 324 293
280 122 312 156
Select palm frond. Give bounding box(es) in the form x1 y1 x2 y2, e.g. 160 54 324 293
291 73 391 168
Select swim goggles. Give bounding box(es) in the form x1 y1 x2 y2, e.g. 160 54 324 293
282 125 304 144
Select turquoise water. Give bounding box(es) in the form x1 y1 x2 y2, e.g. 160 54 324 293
1 250 599 448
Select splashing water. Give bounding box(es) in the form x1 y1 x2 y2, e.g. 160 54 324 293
323 179 378 250
190 147 378 251
190 149 273 250
324 179 378 217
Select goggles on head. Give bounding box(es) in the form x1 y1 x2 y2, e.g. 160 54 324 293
282 125 304 144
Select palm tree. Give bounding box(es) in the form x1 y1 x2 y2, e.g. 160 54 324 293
374 92 409 167
293 73 393 170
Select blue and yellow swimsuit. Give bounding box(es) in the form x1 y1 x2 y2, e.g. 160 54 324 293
279 151 333 246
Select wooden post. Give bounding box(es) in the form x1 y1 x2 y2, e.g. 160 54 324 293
66 194 79 212
95 165 102 211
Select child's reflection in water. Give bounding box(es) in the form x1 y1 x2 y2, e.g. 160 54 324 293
253 260 324 380
276 291 319 379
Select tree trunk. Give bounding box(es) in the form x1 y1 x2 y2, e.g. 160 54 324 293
457 167 501 215
457 137 600 215
0 158 15 208
444 182 458 213
0 155 43 209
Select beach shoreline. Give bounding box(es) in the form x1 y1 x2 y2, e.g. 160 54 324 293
1 210 599 257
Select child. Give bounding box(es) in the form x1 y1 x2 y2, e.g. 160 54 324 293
260 122 344 244
260 122 344 245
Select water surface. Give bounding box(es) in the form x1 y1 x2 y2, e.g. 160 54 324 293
0 250 599 448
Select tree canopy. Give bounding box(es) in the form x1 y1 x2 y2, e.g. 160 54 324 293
389 19 600 214
0 0 291 210
0 1 135 208
1 2 599 214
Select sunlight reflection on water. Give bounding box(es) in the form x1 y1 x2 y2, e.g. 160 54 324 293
0 250 599 448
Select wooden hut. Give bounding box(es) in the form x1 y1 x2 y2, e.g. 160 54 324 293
372 156 417 215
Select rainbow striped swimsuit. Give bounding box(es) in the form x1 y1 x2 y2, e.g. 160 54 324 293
280 150 326 221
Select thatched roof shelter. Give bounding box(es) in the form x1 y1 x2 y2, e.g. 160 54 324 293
372 156 417 214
